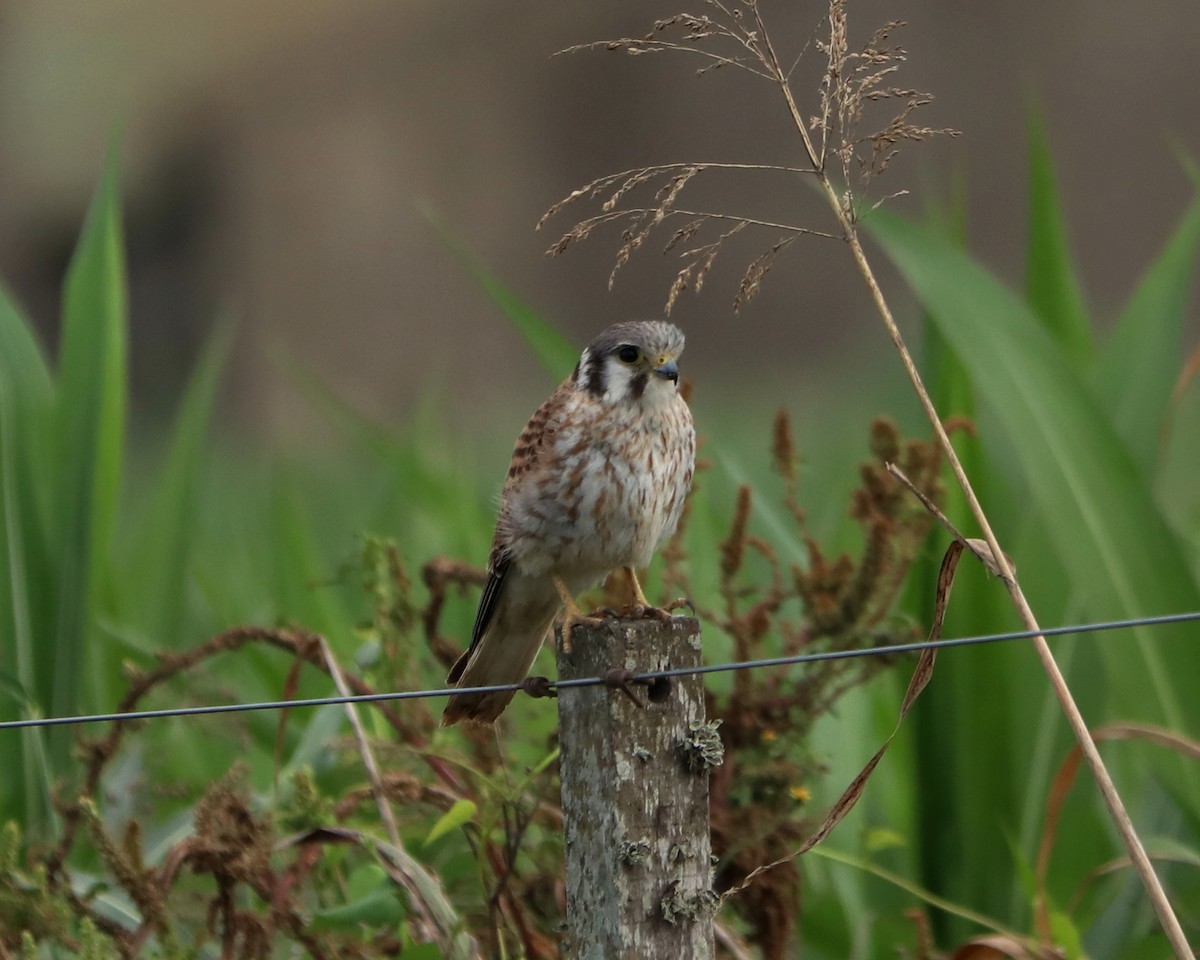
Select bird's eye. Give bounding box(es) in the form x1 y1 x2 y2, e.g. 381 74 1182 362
616 345 641 364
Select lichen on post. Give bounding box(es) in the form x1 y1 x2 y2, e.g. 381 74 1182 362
555 615 716 959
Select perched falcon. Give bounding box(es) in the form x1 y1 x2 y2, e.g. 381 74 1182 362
442 321 697 725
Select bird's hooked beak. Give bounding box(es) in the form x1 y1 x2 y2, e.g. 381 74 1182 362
653 356 679 384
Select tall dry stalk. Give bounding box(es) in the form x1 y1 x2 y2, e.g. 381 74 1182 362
541 2 1194 955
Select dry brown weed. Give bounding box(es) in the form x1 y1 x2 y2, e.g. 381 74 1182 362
540 1 958 315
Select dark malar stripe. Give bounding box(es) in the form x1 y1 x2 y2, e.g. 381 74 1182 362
629 372 648 400
585 356 606 398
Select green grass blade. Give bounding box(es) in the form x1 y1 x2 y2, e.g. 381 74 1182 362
477 268 576 378
1093 195 1200 470
0 291 57 832
0 286 55 396
123 319 233 647
808 845 1027 941
51 146 129 722
910 210 1029 931
1025 113 1093 362
429 218 576 378
866 210 1200 749
0 285 55 492
0 285 55 702
1157 365 1200 543
266 474 350 639
273 346 397 458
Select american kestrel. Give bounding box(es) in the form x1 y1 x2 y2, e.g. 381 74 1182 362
442 321 696 725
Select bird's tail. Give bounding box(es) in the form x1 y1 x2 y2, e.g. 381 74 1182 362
441 611 558 726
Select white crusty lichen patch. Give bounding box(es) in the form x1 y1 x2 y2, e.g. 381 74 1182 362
660 884 719 925
678 719 725 772
618 838 652 867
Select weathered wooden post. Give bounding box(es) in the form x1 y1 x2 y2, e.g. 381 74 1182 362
555 616 719 959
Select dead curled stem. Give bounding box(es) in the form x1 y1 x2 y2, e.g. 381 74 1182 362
317 637 402 847
48 626 467 881
46 627 482 959
742 4 1193 954
318 636 476 959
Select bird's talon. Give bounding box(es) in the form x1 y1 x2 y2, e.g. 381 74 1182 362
637 604 673 621
558 613 607 653
666 596 695 616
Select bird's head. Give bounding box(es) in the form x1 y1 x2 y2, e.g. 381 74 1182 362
573 320 686 408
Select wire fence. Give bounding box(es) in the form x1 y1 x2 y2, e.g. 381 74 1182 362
2 610 1198 732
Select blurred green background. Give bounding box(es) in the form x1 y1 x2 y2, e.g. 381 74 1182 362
1 2 1199 957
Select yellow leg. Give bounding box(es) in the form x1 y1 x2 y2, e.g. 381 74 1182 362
624 566 653 609
623 566 692 618
553 574 601 653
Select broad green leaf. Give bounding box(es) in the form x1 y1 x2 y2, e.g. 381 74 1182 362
311 888 407 930
1094 195 1200 470
51 146 128 726
1025 113 1093 362
1156 349 1200 542
1049 907 1086 960
424 798 477 847
280 704 347 778
400 946 443 960
0 313 56 838
1143 832 1200 869
0 285 55 699
374 838 473 960
867 210 1200 752
0 286 55 533
904 201 1032 931
0 287 53 401
0 291 49 825
0 670 31 707
312 867 407 930
348 863 391 898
